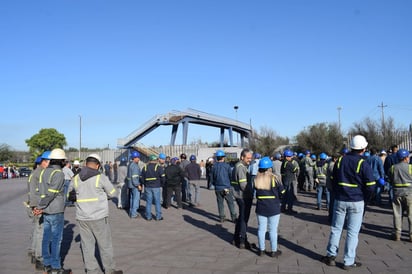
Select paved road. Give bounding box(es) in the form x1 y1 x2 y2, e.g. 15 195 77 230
1 177 411 274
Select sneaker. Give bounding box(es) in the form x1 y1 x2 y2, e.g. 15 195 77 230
343 262 362 270
270 250 282 257
321 255 336 266
156 217 164 221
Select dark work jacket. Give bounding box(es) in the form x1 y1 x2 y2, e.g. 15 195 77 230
255 175 285 217
333 152 376 202
165 164 184 186
211 161 232 191
140 162 165 188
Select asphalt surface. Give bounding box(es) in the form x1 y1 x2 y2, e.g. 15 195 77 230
1 177 411 274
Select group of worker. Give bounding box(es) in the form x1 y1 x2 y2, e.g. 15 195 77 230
26 135 412 273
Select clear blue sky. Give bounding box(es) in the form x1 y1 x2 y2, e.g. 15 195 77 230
1 0 411 151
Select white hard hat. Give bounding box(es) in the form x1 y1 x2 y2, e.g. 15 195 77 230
49 148 66 159
87 153 101 164
73 160 80 165
350 135 368 150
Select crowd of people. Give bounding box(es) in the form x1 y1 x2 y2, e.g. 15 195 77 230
24 135 412 273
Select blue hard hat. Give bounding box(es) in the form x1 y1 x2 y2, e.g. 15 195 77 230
258 157 273 169
131 151 140 159
378 178 385 186
41 151 51 160
284 149 293 157
190 155 196 161
397 149 409 160
363 151 370 157
253 153 261 159
216 150 225 157
341 148 349 154
311 154 317 160
319 153 327 160
274 153 282 160
121 157 126 162
305 150 311 155
159 153 166 160
35 156 42 164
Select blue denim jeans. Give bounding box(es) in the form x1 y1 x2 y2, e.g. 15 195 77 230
327 200 364 266
145 187 162 220
129 187 141 218
257 214 280 252
42 213 64 269
316 184 330 209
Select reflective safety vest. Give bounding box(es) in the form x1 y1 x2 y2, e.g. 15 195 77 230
390 164 412 188
256 176 286 200
336 157 375 188
73 174 104 203
39 169 62 198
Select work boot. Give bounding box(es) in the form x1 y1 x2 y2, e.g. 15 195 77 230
43 265 52 274
321 255 336 266
392 233 400 241
270 250 282 258
35 259 44 271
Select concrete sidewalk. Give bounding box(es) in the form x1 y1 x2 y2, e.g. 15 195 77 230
1 177 411 274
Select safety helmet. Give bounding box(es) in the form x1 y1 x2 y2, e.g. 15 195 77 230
350 135 368 150
49 148 66 159
35 156 42 164
258 157 273 169
190 155 196 161
159 153 166 160
305 150 311 155
274 153 281 160
73 160 80 165
253 153 261 159
341 148 349 154
298 152 304 158
149 154 158 161
41 150 51 160
131 151 140 159
363 151 370 157
216 150 225 157
121 157 126 162
378 178 385 186
171 157 179 164
380 150 387 155
87 153 101 163
284 149 293 157
397 149 409 160
310 154 317 160
319 153 327 160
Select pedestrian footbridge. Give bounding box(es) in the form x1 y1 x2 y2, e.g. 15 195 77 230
117 108 252 148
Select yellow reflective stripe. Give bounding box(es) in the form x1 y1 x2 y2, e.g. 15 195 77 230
281 189 286 194
28 174 33 182
48 188 60 193
410 165 412 175
95 174 101 187
231 181 238 185
40 194 46 198
145 178 156 181
394 183 411 187
356 159 364 173
110 188 116 194
257 196 275 199
74 175 78 188
239 178 247 183
39 169 46 183
76 198 99 203
366 181 376 186
338 182 357 187
131 175 139 178
336 156 343 169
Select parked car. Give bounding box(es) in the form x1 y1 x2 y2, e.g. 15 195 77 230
19 167 32 177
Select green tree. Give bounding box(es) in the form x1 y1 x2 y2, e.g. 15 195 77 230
0 143 13 162
295 122 344 155
25 128 67 160
250 126 290 156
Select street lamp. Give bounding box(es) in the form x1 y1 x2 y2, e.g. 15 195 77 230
234 106 239 145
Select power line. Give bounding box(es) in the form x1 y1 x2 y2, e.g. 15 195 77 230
378 102 388 126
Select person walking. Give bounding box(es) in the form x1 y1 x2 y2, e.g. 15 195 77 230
185 155 202 207
68 154 122 274
116 157 128 209
231 148 253 249
314 153 330 210
254 157 285 257
388 149 412 241
210 150 237 223
321 135 376 270
127 151 142 218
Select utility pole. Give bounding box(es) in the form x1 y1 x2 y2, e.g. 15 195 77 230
378 101 387 127
79 115 82 159
234 105 239 146
337 106 342 133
